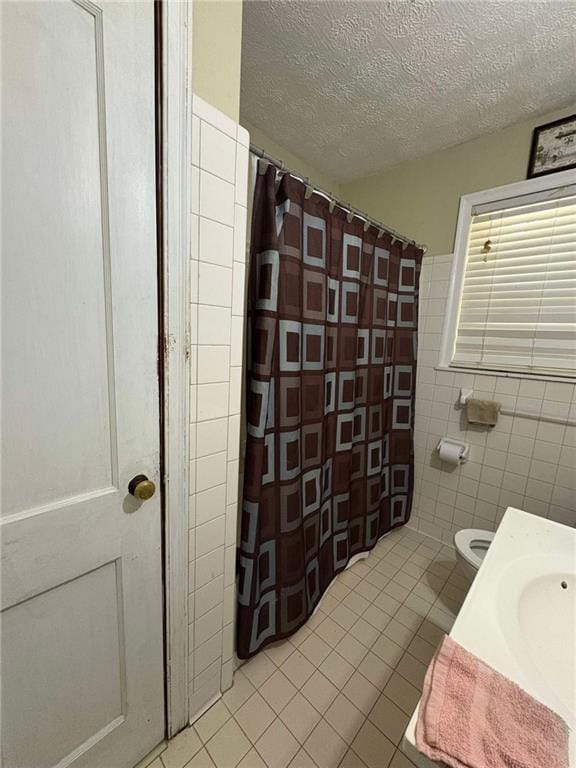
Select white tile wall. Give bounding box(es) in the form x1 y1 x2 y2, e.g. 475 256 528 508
189 95 249 720
411 254 576 544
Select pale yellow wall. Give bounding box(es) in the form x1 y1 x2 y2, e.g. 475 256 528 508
341 104 576 255
243 120 342 196
192 0 243 121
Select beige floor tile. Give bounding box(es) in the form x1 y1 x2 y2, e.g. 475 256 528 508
362 604 390 632
255 718 300 768
242 652 276 687
318 650 355 689
148 759 164 768
402 594 431 619
160 726 202 768
401 562 426 580
368 695 410 745
427 605 455 632
363 571 389 591
371 635 404 667
306 609 328 631
315 616 347 648
396 653 427 690
334 634 367 667
349 560 371 578
280 692 321 743
324 693 365 744
184 748 217 768
394 606 423 633
416 618 445 648
393 572 418 590
348 618 379 649
389 750 418 768
288 748 317 768
383 619 414 649
341 591 371 617
326 581 351 601
205 719 251 768
300 670 339 714
386 552 407 568
351 721 395 768
354 581 380 603
265 639 296 667
319 594 339 615
392 544 411 559
375 561 399 580
406 635 436 666
338 749 368 768
235 692 276 742
357 652 392 690
194 701 231 744
341 671 380 715
260 670 298 714
238 748 267 768
374 592 401 616
289 623 313 648
383 581 410 603
280 650 315 689
304 719 348 768
298 633 332 666
411 581 439 605
331 604 357 631
339 571 362 590
223 671 256 714
383 673 420 717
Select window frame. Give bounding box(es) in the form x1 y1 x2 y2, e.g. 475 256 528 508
439 167 576 382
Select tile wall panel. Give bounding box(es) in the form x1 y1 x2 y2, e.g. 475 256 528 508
411 254 576 544
189 95 249 720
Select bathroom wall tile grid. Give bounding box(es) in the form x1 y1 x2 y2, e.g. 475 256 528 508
189 95 249 718
143 525 471 768
411 254 576 544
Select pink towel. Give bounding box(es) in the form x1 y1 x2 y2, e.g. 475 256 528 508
416 635 569 768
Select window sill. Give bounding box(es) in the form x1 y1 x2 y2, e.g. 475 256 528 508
434 365 576 386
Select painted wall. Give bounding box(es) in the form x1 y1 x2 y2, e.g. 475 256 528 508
341 104 576 256
192 0 243 121
188 96 249 718
243 120 342 196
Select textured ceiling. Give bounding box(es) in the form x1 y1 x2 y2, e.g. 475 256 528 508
241 0 576 182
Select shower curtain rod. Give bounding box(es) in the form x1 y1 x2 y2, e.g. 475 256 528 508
250 143 428 253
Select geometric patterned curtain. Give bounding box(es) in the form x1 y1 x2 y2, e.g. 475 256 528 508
237 163 424 659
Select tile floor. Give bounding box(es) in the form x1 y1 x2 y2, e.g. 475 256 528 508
148 526 471 768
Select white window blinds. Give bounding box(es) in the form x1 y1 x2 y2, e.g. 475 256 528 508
452 185 576 377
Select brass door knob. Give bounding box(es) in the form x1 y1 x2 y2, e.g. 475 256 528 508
128 474 156 500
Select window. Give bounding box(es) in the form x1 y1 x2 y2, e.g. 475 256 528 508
441 170 576 379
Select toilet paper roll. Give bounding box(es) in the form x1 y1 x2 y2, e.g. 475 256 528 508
438 441 461 466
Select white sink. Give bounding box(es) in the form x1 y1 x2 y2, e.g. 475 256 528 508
499 556 575 718
403 508 576 768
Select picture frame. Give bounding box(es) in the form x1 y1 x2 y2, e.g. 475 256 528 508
527 113 576 178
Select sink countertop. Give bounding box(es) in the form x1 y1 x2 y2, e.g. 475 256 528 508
403 507 576 768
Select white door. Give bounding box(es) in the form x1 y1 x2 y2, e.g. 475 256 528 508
1 2 165 767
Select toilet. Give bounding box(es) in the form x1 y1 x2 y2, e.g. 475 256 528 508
454 528 495 580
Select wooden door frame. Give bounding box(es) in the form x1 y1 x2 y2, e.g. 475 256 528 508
157 0 193 738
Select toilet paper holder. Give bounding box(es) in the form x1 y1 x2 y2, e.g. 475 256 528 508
436 437 470 464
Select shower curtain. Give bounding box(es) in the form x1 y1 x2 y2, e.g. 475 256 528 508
237 163 423 659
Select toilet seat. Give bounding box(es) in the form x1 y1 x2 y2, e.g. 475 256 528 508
454 528 495 570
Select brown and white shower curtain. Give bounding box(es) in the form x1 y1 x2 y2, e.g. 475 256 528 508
237 163 423 659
